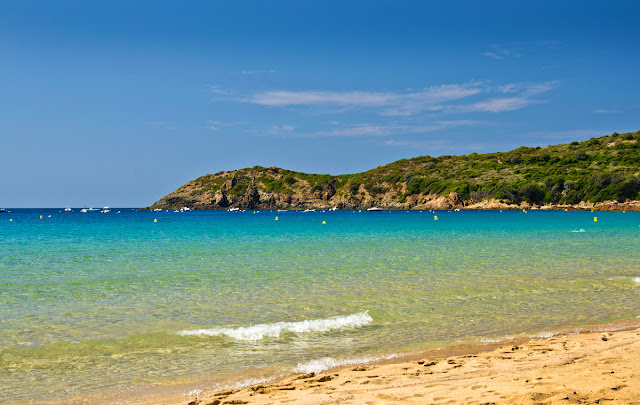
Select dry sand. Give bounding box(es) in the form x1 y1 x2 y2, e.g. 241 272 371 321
188 326 640 405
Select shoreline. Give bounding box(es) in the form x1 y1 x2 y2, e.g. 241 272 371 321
52 317 640 405
144 200 640 211
194 319 640 405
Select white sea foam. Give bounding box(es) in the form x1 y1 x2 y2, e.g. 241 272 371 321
194 377 276 396
177 311 373 340
293 353 397 374
632 277 640 284
533 332 555 339
480 335 514 343
571 229 586 233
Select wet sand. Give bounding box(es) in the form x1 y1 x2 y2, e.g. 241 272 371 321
190 325 640 405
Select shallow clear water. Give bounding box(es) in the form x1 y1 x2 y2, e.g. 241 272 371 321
1 208 639 402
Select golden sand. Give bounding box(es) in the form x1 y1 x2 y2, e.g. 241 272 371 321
190 327 640 405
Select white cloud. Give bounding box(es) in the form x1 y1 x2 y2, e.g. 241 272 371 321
235 81 558 117
243 83 483 116
462 97 534 113
264 125 295 135
593 109 621 114
209 85 229 95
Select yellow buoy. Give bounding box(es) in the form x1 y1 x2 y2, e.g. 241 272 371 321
594 217 598 222
434 215 438 221
565 209 568 212
40 215 43 219
275 216 279 221
322 220 326 224
9 219 12 222
154 218 158 222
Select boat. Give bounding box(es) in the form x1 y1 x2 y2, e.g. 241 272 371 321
277 209 288 212
80 208 99 213
366 207 383 211
0 208 5 213
180 207 190 212
64 207 72 212
328 207 338 211
101 207 110 213
302 209 315 213
152 208 163 212
228 208 240 212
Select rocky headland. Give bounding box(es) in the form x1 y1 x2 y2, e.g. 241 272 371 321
146 130 640 211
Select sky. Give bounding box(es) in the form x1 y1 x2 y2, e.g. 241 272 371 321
1 1 639 207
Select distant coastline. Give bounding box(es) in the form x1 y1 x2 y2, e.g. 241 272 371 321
147 130 640 212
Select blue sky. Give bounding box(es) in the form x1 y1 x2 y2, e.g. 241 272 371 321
1 1 639 207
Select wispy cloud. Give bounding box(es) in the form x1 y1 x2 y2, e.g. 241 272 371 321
206 120 249 131
241 69 276 75
209 85 229 95
242 83 480 116
460 97 536 113
245 124 296 136
483 41 561 60
593 109 621 114
236 81 558 116
311 120 480 137
266 124 295 135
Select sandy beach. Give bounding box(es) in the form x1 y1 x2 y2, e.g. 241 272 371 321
185 324 640 405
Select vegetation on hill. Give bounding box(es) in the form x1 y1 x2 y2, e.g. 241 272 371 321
149 130 640 210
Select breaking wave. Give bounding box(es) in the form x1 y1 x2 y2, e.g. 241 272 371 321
294 353 397 374
177 311 373 341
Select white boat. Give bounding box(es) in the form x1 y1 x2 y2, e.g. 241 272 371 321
101 206 110 213
64 207 72 212
228 208 240 212
328 207 338 211
302 209 315 213
277 209 288 212
180 207 190 212
80 208 99 213
366 207 383 211
152 208 163 212
0 208 5 213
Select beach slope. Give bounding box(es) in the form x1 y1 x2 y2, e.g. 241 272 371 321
196 328 640 405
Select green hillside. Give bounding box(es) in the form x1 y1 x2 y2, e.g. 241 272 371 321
349 130 640 205
149 130 640 210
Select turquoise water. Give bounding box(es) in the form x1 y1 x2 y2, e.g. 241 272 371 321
1 209 640 402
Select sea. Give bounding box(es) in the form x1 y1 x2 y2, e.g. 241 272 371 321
1 208 639 403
